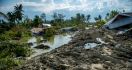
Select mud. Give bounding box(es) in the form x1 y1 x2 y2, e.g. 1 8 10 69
15 29 132 70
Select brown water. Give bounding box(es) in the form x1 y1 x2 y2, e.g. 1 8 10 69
27 33 75 59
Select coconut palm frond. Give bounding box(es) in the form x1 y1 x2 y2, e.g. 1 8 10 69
0 12 8 19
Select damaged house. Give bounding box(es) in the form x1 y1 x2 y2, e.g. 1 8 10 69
103 13 132 30
31 24 52 35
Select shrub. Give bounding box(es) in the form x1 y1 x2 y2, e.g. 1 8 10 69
43 27 56 38
77 23 86 30
0 25 31 41
0 42 32 70
0 42 31 57
0 58 21 70
95 20 106 28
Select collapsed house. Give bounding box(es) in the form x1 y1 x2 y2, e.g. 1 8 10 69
103 13 132 30
31 28 44 35
31 23 52 35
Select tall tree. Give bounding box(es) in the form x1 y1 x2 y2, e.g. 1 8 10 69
76 13 81 24
109 10 119 20
98 15 102 21
41 13 46 23
94 15 102 21
58 14 65 22
14 4 23 23
105 10 119 21
52 12 58 24
123 10 125 13
0 12 8 20
81 14 85 23
32 15 43 27
53 12 58 20
86 14 91 23
7 12 15 24
105 13 109 21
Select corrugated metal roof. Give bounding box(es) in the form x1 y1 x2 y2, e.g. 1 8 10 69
122 12 132 17
103 12 132 29
108 18 132 29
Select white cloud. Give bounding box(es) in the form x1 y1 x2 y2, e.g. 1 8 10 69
22 0 95 13
41 0 47 2
1 0 132 14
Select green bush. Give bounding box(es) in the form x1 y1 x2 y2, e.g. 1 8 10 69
0 58 21 70
0 25 31 41
0 42 32 70
95 20 106 28
0 42 31 57
77 23 86 30
43 28 56 38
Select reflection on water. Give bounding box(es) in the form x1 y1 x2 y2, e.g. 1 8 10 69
28 37 36 43
46 35 55 45
43 34 72 50
28 37 37 47
27 33 75 59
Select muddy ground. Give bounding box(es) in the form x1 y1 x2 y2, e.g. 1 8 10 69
15 29 132 70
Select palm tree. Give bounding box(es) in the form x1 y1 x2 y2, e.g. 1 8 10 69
76 13 81 24
58 13 65 23
98 15 102 21
109 10 119 20
0 12 8 20
53 12 58 20
33 15 43 27
41 13 46 23
7 12 16 23
94 15 102 21
105 13 109 21
14 4 23 23
0 4 24 24
86 14 91 23
76 13 81 20
81 14 85 23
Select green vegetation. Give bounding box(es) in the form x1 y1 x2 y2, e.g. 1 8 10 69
0 26 31 41
105 10 119 21
0 4 32 70
43 27 56 39
95 10 120 28
32 15 43 27
0 42 31 70
95 20 106 28
0 3 123 69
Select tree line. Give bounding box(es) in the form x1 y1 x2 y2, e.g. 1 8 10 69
0 4 123 32
0 4 124 69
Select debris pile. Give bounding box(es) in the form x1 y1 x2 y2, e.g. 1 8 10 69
15 29 132 70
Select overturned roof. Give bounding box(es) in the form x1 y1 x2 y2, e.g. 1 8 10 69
122 12 132 16
42 23 51 27
103 12 132 29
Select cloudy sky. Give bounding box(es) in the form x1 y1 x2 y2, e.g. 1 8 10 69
0 0 132 20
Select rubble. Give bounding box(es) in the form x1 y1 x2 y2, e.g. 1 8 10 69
34 44 50 49
14 29 132 70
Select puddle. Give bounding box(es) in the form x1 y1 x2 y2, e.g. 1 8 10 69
84 43 98 49
27 33 75 59
42 34 72 50
28 37 37 43
27 37 37 48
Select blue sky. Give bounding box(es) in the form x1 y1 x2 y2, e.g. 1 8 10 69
0 0 132 20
